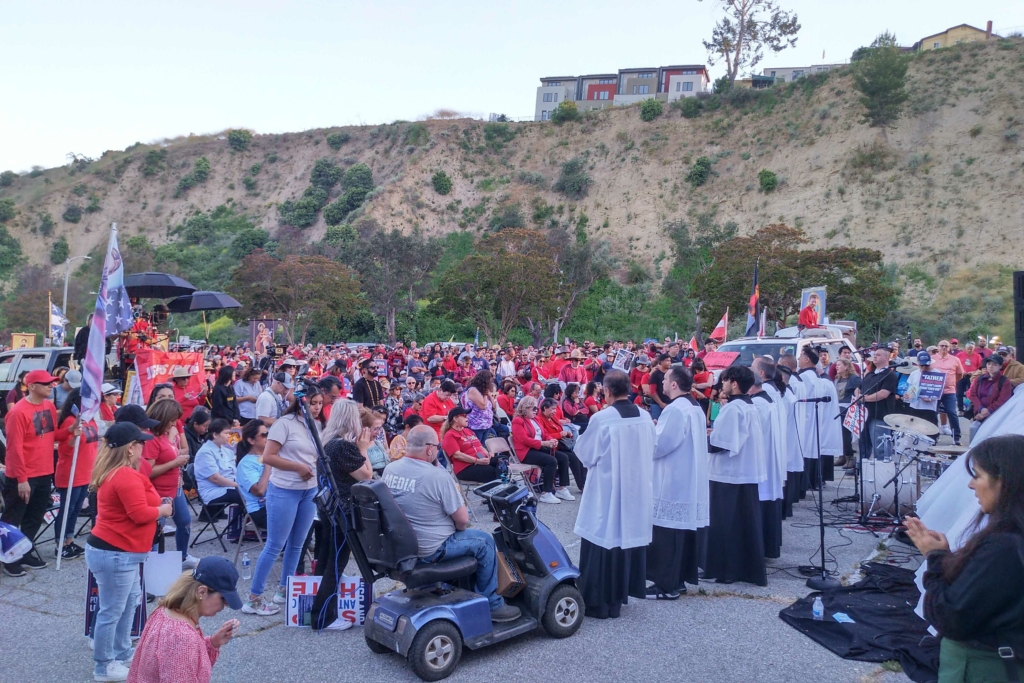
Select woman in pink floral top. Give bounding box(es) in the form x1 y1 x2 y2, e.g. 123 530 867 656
128 557 241 683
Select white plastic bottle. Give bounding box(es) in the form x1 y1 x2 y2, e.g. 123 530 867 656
242 552 252 580
812 595 824 621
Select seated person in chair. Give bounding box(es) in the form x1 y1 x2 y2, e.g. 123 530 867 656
441 407 502 483
235 419 271 529
382 425 522 623
194 419 246 540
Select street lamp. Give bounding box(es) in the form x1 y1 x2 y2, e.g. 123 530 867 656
62 255 92 329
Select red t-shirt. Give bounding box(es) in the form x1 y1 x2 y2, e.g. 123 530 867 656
55 416 100 488
497 393 515 416
92 466 161 553
584 395 600 414
421 392 455 437
955 351 983 374
141 434 181 498
100 402 117 422
403 406 420 421
798 306 819 328
442 427 487 475
3 398 57 483
173 384 202 421
629 368 649 394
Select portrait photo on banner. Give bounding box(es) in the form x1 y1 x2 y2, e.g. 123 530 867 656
799 286 827 326
250 319 278 357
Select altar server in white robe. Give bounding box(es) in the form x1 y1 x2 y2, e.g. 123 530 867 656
574 370 656 619
812 359 843 482
644 366 709 599
705 365 768 586
795 348 826 493
751 357 787 559
778 355 810 510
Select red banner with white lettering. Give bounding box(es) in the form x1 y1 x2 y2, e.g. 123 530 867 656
134 349 207 404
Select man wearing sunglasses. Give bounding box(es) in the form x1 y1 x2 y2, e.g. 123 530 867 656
382 425 522 624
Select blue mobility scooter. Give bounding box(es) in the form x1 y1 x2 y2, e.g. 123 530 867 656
350 478 584 681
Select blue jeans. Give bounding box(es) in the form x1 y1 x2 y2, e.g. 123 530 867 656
157 489 192 560
938 393 961 441
85 545 146 676
650 403 663 420
472 427 497 444
54 484 89 545
421 528 504 609
250 483 317 596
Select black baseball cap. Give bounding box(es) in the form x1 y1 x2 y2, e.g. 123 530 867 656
447 406 471 421
104 422 155 448
192 556 243 609
272 371 289 384
114 404 159 430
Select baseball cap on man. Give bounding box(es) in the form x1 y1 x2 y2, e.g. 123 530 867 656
64 370 83 388
272 371 289 384
997 346 1010 354
104 422 155 448
917 351 932 365
192 556 243 609
24 369 60 385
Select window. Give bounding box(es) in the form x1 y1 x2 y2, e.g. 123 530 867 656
542 93 553 102
553 94 558 102
792 70 804 79
600 91 609 100
682 81 693 91
14 354 48 375
541 111 550 121
770 71 776 77
933 41 940 48
546 81 561 86
681 70 696 75
638 72 653 78
598 78 615 84
640 85 649 94
675 82 680 92
0 354 14 383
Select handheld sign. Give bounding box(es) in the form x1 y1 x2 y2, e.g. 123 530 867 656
917 371 946 403
701 351 740 370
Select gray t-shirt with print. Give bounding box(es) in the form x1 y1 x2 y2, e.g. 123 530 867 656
382 457 463 557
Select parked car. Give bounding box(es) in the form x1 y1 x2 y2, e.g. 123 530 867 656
708 329 861 379
0 346 75 398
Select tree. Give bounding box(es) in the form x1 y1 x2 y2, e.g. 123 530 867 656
0 170 16 187
50 235 70 265
550 100 582 124
432 229 559 345
0 225 23 278
227 129 253 152
701 0 801 84
228 251 362 344
553 157 592 199
0 198 15 222
342 229 442 345
853 36 909 127
640 98 663 121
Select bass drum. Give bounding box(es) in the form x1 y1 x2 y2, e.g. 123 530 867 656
862 459 919 517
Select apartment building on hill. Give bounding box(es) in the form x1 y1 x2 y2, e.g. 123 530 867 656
760 63 847 83
534 64 709 121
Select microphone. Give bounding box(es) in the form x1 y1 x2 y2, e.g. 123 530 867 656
888 359 912 368
797 396 832 403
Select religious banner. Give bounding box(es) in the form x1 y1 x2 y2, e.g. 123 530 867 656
799 287 827 327
611 351 634 372
133 349 206 403
917 371 946 403
10 333 36 348
249 319 278 358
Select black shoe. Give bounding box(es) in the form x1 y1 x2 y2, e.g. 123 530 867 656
644 585 681 600
58 543 85 560
2 562 26 577
490 603 522 623
953 439 961 446
146 593 156 603
20 551 48 570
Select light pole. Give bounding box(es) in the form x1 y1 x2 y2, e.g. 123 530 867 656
62 255 92 334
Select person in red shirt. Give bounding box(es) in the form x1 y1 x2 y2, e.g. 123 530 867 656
629 357 650 398
52 389 98 561
421 380 457 443
798 292 821 329
954 340 982 414
454 355 475 388
1 368 60 575
142 399 195 567
510 397 566 504
497 382 517 417
558 350 589 384
171 367 207 421
86 421 171 682
441 407 500 482
99 384 120 423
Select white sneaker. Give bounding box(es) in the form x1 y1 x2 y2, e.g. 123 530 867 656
94 660 130 682
325 618 354 631
272 587 287 604
537 492 561 504
241 597 281 616
162 523 176 535
941 424 952 436
554 488 575 501
182 555 200 570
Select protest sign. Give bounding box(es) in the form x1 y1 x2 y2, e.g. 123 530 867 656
612 351 634 372
86 564 147 638
917 371 946 402
701 351 740 370
133 349 206 403
286 574 370 627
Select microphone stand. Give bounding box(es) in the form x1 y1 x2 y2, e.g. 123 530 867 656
804 397 841 591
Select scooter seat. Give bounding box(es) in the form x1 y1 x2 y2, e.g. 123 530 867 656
399 557 478 590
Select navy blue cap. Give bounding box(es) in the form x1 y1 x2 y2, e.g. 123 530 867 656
103 422 155 449
917 351 932 365
114 404 159 430
192 556 242 610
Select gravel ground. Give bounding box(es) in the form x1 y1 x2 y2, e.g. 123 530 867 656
0 470 917 683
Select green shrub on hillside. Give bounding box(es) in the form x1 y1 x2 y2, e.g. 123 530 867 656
71 183 87 197
550 100 582 124
242 176 257 192
309 158 343 190
640 98 663 122
0 198 15 223
0 226 22 278
853 40 909 127
326 132 350 150
278 196 321 228
175 156 211 196
686 156 712 187
249 163 262 176
431 170 453 195
62 205 82 223
50 235 70 265
483 123 516 151
230 227 269 258
488 203 525 230
140 149 167 177
38 212 55 236
674 97 701 119
0 170 16 187
759 169 779 192
227 129 253 152
85 194 101 213
324 223 358 246
178 213 213 244
343 163 374 193
323 188 370 225
404 123 429 146
553 157 592 199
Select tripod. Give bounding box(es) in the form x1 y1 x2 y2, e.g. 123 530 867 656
804 397 841 591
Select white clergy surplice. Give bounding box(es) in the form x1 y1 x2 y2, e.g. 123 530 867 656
652 396 709 530
751 388 786 502
779 378 805 474
574 403 656 549
708 396 766 485
814 375 843 457
794 368 821 459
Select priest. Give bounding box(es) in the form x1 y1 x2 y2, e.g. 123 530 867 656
573 369 656 618
644 365 709 599
750 357 787 559
705 365 768 586
795 348 825 492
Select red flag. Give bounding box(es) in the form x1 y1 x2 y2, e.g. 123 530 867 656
710 309 728 342
688 336 699 353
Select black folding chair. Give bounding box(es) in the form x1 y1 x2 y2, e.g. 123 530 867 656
186 465 234 553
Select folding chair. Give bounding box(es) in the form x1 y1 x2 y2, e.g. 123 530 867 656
231 510 266 565
485 437 540 498
31 488 62 548
187 466 234 553
441 450 480 524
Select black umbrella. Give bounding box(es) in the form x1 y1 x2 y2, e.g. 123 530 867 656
124 272 197 299
166 291 242 313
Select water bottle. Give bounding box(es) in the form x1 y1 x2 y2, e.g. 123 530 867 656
812 596 824 621
242 552 252 580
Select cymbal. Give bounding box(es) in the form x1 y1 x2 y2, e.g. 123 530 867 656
928 445 968 456
883 413 940 436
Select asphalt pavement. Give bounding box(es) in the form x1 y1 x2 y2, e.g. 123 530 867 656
1 469 915 683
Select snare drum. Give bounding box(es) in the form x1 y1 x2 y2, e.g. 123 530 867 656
893 430 936 456
918 456 952 480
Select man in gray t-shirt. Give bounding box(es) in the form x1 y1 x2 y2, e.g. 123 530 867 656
381 425 521 623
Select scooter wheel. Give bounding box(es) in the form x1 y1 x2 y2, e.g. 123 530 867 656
408 620 462 681
365 635 391 655
542 583 584 638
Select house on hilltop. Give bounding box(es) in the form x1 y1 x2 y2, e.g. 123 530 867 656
913 21 996 51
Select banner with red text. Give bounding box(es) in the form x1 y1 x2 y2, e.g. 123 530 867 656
134 349 206 403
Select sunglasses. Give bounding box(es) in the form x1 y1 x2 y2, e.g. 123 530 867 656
257 431 269 438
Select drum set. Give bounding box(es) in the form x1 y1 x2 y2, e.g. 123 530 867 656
861 414 966 520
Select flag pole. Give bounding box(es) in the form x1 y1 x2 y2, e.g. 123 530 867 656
54 431 83 571
48 291 52 347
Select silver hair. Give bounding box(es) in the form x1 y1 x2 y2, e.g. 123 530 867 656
320 399 361 443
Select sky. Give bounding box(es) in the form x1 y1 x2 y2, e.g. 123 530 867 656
3 0 1023 172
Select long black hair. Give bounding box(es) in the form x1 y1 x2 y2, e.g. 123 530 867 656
58 388 82 426
236 418 264 463
943 434 1024 581
282 385 326 428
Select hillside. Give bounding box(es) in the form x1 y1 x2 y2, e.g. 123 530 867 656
2 38 1023 340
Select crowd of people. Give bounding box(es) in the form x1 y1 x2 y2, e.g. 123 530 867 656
1 329 1022 682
